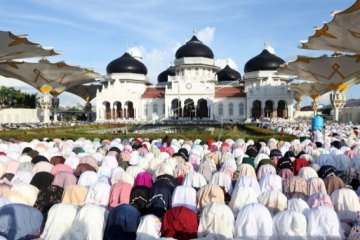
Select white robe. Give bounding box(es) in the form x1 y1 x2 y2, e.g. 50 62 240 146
307 206 344 239
136 214 162 240
171 185 197 212
198 202 234 239
65 204 108 240
331 188 360 222
85 182 111 207
273 210 307 239
259 174 283 193
234 203 274 239
228 186 258 215
77 171 99 188
40 203 79 240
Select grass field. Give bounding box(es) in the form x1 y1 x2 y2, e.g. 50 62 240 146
0 123 297 142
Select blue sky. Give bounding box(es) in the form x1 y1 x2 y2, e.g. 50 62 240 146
0 0 357 106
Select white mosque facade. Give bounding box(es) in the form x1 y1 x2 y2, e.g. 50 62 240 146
95 35 294 123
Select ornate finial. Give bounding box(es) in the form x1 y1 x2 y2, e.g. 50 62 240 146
193 29 197 36
264 40 275 54
331 51 343 57
39 57 49 63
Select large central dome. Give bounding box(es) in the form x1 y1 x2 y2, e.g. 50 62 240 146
106 52 148 75
175 35 214 59
244 49 285 73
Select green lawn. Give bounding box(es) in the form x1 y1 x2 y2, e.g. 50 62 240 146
0 124 297 142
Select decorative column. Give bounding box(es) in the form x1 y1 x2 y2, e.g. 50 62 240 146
124 106 128 119
51 97 60 122
39 93 52 123
311 100 319 116
85 102 92 121
330 90 346 122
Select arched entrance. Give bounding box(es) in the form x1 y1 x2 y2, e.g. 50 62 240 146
125 101 135 119
197 98 208 119
183 98 195 118
103 101 111 119
264 100 274 118
171 99 182 118
252 100 261 119
115 102 122 118
277 100 288 118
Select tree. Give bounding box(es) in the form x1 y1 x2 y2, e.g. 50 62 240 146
0 86 38 108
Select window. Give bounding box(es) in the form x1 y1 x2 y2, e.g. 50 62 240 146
153 103 158 114
229 103 234 116
144 104 148 116
218 103 223 116
239 103 244 115
163 104 165 115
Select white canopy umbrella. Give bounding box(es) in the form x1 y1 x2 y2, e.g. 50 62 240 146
0 60 101 123
300 0 360 53
0 31 58 61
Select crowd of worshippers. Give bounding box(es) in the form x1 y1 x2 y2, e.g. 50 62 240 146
0 131 360 239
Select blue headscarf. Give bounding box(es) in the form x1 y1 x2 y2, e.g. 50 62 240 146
0 203 43 240
103 204 141 240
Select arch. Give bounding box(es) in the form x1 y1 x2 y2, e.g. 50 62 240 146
239 103 244 116
229 103 234 116
277 100 288 118
197 98 208 119
114 101 122 118
103 101 111 119
125 101 134 119
218 103 224 116
184 98 195 118
252 100 261 119
171 99 182 118
264 100 274 118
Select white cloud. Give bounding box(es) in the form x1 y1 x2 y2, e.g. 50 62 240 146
215 58 238 70
196 26 215 45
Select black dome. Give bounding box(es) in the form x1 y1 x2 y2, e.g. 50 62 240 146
244 49 285 73
157 67 175 83
175 36 214 59
217 65 241 81
106 52 147 75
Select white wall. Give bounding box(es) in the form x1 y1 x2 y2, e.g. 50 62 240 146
0 108 40 123
340 107 360 124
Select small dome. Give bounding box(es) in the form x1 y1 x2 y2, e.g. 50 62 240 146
217 65 241 82
175 35 214 59
106 52 147 75
157 67 175 83
244 49 285 73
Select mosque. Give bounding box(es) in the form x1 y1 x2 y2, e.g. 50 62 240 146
95 35 294 123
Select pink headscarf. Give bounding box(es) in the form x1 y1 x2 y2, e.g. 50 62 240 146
51 164 73 176
52 171 77 188
165 147 175 157
0 181 11 197
134 172 153 188
307 192 334 209
108 182 133 209
5 160 20 174
345 150 357 159
278 168 294 180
